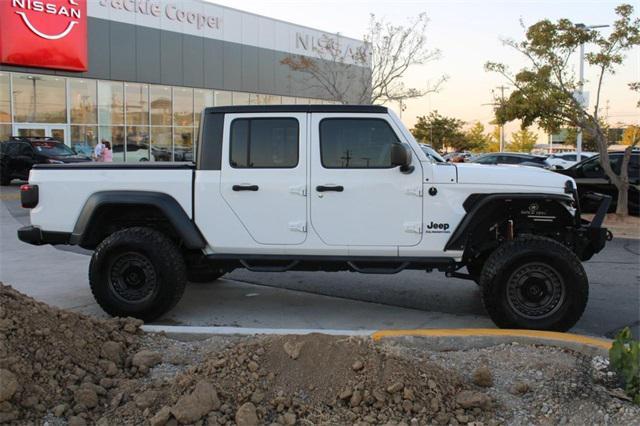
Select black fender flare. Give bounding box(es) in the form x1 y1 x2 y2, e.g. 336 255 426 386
69 191 206 250
445 193 575 252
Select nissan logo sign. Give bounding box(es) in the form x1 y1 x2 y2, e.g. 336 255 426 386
12 0 82 40
0 0 88 71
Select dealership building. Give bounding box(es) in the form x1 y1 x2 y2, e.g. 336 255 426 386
0 0 367 161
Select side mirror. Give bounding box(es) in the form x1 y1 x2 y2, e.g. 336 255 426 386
390 143 414 173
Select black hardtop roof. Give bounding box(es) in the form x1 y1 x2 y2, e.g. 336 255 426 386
203 104 388 114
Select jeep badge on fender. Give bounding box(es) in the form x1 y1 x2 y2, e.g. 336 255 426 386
17 104 612 332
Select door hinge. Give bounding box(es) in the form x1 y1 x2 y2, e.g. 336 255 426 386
289 185 307 196
406 186 423 197
288 221 307 232
403 222 422 233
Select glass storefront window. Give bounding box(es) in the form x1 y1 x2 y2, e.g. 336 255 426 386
214 90 232 106
13 74 66 123
0 73 10 123
70 79 97 125
174 127 193 162
173 87 193 127
70 125 98 158
233 92 251 106
126 83 149 126
0 124 11 142
150 85 172 126
126 126 150 162
98 81 124 126
99 126 125 162
151 127 172 162
194 89 213 128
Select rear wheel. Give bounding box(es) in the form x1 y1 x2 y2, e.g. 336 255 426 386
89 227 186 321
480 236 588 331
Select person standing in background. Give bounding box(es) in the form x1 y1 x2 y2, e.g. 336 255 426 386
101 141 113 163
94 139 106 162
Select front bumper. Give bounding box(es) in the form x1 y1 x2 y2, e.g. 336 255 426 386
17 226 71 246
573 191 612 260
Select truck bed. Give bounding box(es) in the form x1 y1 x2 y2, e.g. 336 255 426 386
29 163 195 233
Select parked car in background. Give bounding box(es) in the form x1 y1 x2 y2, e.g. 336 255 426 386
419 144 445 162
0 137 91 185
555 151 639 215
545 152 596 170
471 152 548 168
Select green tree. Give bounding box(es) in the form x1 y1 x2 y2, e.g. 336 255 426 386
507 128 538 152
464 122 492 152
485 126 502 152
621 125 640 145
411 110 465 151
485 4 640 216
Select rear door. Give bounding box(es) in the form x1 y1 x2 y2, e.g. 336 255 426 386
220 113 307 245
309 114 423 248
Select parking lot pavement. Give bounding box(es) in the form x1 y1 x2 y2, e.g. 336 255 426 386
1 182 638 337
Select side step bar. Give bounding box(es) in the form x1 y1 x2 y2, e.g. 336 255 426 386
206 254 458 274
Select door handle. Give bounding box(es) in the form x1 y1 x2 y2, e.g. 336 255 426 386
316 185 344 192
232 184 259 191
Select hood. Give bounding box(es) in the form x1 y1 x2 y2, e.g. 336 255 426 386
53 155 92 163
456 163 570 189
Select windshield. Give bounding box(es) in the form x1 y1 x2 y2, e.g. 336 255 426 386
419 144 445 163
32 142 75 157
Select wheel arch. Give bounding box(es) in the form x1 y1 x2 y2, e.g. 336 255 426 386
446 193 577 258
70 191 206 250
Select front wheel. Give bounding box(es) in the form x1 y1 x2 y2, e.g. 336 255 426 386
89 227 187 321
480 236 588 331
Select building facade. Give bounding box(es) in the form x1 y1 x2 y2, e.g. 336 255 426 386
0 0 368 161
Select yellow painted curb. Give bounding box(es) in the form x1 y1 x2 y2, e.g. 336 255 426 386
371 328 612 351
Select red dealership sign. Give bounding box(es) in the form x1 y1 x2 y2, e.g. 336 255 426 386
0 0 88 72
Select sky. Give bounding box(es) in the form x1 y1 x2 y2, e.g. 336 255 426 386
212 0 639 139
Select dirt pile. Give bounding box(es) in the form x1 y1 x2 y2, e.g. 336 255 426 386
0 284 493 425
106 334 491 425
0 283 144 424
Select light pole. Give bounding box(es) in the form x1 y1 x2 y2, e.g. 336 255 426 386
574 23 609 158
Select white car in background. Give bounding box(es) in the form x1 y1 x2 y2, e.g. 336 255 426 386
545 152 596 170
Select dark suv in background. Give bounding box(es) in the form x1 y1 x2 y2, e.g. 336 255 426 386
556 151 639 215
0 137 91 185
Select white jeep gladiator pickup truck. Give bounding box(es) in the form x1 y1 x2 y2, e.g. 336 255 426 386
18 105 612 331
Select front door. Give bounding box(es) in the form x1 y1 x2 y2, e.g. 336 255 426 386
310 114 423 248
220 113 308 245
14 124 67 144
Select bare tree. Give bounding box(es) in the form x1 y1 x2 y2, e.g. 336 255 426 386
281 13 446 105
485 4 640 216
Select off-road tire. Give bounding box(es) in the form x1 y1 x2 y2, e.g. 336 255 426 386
187 269 225 283
480 235 588 331
89 227 187 321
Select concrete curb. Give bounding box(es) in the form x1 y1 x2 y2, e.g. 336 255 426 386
372 328 612 357
142 325 611 356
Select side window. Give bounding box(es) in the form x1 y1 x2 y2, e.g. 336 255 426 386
563 154 576 161
581 157 604 177
320 118 400 168
229 118 299 168
499 155 520 164
475 155 496 164
629 155 639 178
